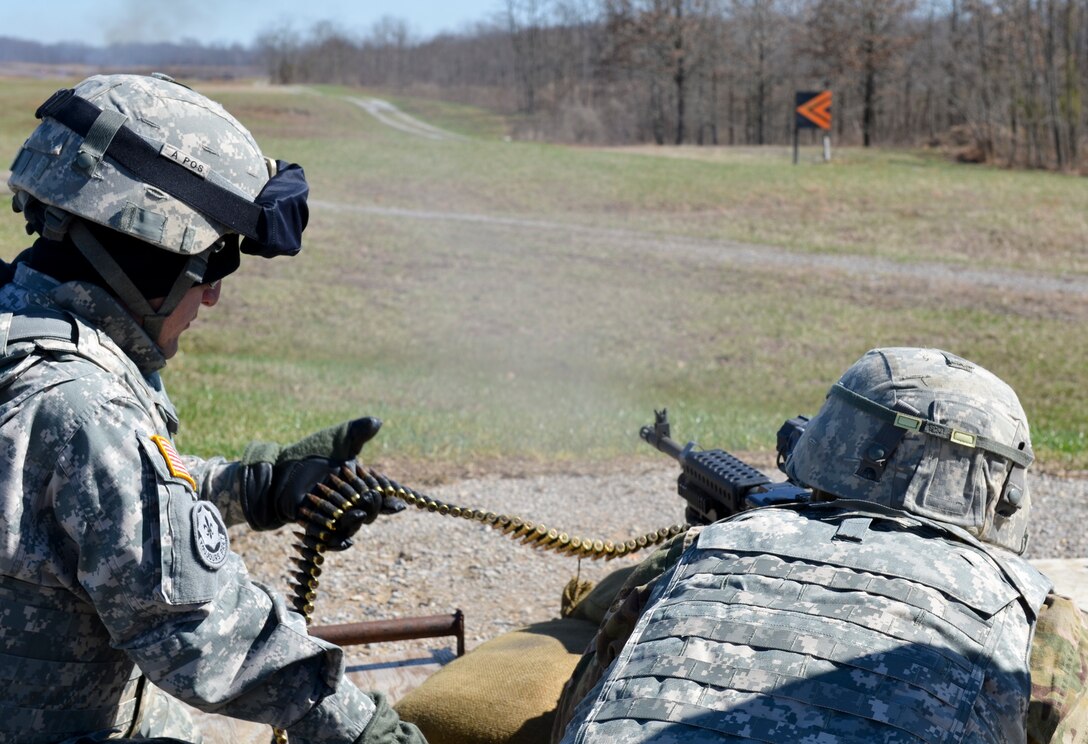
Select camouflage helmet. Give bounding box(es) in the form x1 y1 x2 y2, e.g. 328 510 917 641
784 348 1034 553
6 73 308 341
7 72 272 254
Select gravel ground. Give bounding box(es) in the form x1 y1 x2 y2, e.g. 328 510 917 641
228 460 1088 660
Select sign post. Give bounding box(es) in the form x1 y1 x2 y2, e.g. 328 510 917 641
794 90 832 164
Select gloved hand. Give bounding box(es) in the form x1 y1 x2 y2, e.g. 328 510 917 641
239 417 399 549
355 692 428 744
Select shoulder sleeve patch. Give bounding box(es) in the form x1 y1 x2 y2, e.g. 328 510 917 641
191 502 229 570
150 434 197 490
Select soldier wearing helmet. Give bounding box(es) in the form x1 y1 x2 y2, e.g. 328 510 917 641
557 348 1082 743
0 74 426 743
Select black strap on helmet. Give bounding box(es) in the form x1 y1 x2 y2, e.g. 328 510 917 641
35 88 307 258
830 383 1034 468
830 383 1033 515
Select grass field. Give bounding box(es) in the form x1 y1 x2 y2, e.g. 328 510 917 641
2 76 1086 472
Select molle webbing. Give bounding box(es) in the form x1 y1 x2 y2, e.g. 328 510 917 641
636 611 970 705
569 508 1048 744
592 696 927 743
670 553 994 647
0 575 141 741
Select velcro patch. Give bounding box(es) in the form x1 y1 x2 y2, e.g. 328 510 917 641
150 434 197 490
192 502 229 569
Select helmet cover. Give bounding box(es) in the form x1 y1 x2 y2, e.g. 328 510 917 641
7 73 271 255
784 347 1033 553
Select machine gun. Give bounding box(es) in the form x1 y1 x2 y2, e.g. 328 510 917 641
640 409 813 525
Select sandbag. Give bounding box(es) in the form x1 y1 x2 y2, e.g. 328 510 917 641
395 618 597 744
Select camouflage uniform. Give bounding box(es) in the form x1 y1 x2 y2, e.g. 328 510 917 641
0 262 415 743
556 529 1088 744
558 502 1051 744
0 71 424 744
558 348 1072 743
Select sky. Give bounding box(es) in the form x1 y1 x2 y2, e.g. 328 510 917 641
2 0 505 47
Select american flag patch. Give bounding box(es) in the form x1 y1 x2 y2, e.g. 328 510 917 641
150 435 197 490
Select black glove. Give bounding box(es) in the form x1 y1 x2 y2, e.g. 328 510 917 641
239 417 391 548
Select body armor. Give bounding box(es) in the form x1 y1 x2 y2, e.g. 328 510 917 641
561 502 1051 744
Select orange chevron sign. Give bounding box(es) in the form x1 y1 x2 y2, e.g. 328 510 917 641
796 90 832 130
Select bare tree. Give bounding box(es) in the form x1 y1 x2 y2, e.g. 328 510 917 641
239 0 1088 165
805 0 917 146
255 24 302 84
729 0 788 145
507 0 552 113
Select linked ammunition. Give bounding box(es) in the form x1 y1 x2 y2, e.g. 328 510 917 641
314 483 351 510
522 525 550 546
292 572 320 591
358 470 381 492
294 534 327 553
289 584 316 603
291 558 322 578
302 523 331 543
367 469 394 492
307 491 345 519
296 547 325 566
327 473 363 504
298 507 335 531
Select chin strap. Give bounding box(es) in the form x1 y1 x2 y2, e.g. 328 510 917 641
67 218 210 341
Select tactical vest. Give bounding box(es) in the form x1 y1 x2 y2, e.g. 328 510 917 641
562 501 1052 744
0 310 170 741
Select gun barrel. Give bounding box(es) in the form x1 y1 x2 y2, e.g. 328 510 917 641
639 425 687 462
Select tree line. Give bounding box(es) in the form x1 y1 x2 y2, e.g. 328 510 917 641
257 0 1088 169
0 36 256 70
4 0 1088 169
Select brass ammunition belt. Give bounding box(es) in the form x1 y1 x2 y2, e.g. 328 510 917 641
395 487 687 560
276 464 685 744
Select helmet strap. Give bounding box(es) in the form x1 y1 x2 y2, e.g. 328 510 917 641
68 219 210 342
829 383 1034 469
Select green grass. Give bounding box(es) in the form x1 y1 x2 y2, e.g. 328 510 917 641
2 77 1086 471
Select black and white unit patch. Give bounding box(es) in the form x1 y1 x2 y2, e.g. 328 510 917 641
192 502 229 569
